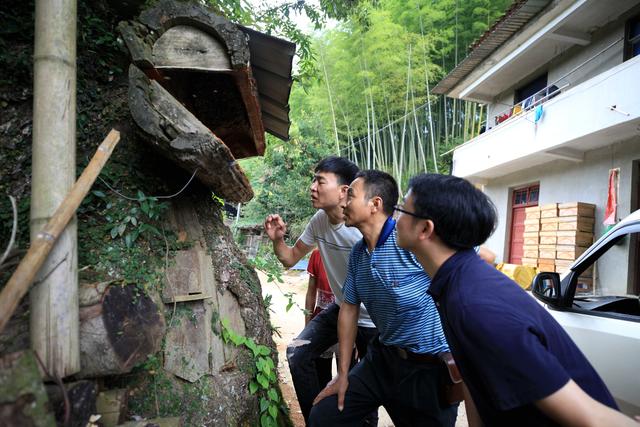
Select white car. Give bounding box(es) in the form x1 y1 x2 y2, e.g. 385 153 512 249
532 209 640 416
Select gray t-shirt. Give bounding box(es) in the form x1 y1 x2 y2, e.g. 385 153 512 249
299 210 375 328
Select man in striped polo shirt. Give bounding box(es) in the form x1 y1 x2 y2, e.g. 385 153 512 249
310 170 458 426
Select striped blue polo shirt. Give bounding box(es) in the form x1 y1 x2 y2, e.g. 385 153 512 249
343 217 449 355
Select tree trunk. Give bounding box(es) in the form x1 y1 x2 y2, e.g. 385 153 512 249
30 0 80 378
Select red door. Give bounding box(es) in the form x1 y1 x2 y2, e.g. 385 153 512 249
509 185 539 264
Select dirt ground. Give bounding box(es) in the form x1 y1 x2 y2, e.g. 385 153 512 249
259 270 468 427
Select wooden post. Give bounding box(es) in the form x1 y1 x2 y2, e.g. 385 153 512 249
30 0 79 378
0 130 120 336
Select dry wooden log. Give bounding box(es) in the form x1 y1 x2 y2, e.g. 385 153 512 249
77 283 165 378
138 0 250 68
119 0 266 160
128 64 253 203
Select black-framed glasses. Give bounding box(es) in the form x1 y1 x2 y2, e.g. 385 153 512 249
393 205 431 220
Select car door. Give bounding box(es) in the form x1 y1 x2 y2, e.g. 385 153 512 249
541 221 640 415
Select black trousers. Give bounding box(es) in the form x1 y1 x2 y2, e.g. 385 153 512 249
286 303 378 424
308 337 459 427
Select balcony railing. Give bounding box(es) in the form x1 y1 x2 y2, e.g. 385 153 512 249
490 36 623 129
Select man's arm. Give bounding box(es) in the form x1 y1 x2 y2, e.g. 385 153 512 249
264 214 313 267
305 276 317 325
535 380 639 427
463 383 484 427
478 246 496 265
312 301 359 410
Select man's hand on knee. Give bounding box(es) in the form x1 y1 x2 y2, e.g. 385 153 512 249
313 374 349 411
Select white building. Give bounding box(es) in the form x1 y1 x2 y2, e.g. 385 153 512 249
434 0 640 296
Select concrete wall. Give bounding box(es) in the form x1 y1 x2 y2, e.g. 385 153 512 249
485 4 640 126
483 138 640 296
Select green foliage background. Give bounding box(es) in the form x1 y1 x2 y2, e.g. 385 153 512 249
237 0 511 240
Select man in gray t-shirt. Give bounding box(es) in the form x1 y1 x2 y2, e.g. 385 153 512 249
264 156 377 424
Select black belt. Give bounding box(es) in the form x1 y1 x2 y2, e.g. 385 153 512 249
394 347 440 364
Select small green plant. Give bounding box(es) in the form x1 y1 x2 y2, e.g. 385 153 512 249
221 319 282 427
93 190 166 248
250 246 284 284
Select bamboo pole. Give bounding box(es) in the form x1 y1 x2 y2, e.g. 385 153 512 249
0 129 120 338
30 0 79 378
319 44 340 154
0 130 120 338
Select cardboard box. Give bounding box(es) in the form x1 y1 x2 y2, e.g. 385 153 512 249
556 245 588 260
558 202 596 218
523 249 539 258
538 258 555 269
539 245 556 259
521 258 538 266
525 210 541 220
523 232 540 245
539 234 557 245
537 262 555 272
524 223 541 232
557 216 594 232
540 222 558 231
555 230 593 246
524 206 540 213
524 218 541 226
539 203 558 218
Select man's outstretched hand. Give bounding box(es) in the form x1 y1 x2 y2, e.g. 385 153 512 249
313 374 349 411
264 214 287 241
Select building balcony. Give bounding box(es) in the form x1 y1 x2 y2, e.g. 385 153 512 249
452 55 640 182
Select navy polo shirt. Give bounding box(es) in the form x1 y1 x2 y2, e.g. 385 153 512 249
343 217 448 354
429 249 617 426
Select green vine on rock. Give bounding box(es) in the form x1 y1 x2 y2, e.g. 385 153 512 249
220 319 283 427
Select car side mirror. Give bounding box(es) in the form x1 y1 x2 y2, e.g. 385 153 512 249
532 272 562 306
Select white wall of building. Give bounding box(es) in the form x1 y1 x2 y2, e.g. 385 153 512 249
483 138 640 295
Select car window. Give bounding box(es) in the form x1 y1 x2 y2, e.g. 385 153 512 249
568 229 640 318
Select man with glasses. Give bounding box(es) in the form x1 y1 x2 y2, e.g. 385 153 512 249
309 170 458 426
394 173 635 427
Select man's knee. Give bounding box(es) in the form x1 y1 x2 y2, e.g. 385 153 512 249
308 397 337 427
286 338 313 369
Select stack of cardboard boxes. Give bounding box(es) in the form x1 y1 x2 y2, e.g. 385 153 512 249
521 202 596 294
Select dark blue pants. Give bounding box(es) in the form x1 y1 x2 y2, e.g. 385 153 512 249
286 303 378 424
308 337 459 427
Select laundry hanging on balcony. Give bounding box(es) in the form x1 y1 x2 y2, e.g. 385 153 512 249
534 105 544 123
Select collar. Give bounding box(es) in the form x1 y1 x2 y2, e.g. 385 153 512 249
376 216 396 248
428 249 476 299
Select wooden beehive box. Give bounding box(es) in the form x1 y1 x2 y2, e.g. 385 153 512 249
540 203 558 218
556 245 588 260
558 202 595 218
555 230 593 246
539 231 557 245
557 216 594 232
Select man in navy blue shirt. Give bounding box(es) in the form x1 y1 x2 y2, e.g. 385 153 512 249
395 173 637 426
309 170 458 426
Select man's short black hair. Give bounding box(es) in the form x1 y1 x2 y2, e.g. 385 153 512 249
315 156 359 186
408 173 497 250
355 170 399 216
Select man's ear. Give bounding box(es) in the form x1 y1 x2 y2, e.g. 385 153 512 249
370 196 383 213
417 219 436 241
338 184 349 199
